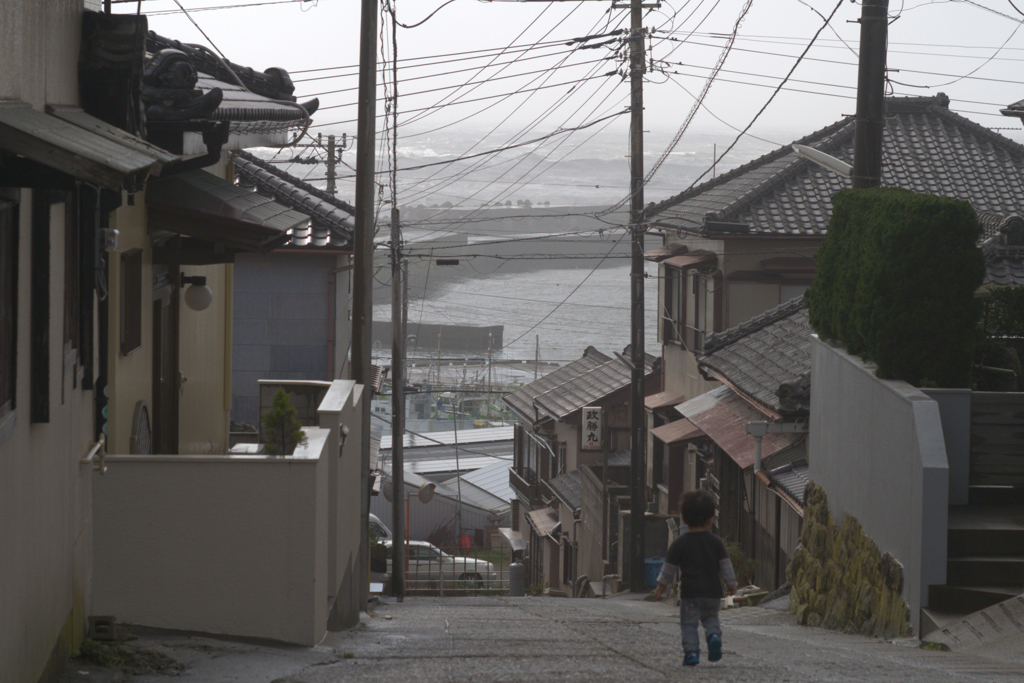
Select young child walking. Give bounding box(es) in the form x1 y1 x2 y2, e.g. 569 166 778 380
652 490 737 666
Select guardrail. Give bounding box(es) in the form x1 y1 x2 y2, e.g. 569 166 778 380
388 544 512 596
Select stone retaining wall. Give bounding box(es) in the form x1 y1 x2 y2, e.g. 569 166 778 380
788 483 911 638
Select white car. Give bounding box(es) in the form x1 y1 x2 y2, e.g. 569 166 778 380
384 540 497 586
369 513 392 542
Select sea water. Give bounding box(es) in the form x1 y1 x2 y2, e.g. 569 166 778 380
348 126 779 368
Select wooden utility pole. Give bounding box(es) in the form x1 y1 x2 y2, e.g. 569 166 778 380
353 0 379 610
852 0 888 189
628 0 647 593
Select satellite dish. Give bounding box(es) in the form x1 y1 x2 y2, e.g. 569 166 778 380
383 480 394 502
418 482 436 504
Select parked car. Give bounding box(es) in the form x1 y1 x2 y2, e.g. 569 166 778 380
369 513 393 542
384 540 497 586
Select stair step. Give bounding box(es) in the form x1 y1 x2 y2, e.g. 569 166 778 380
947 556 1024 586
948 529 1024 557
968 486 1024 505
920 608 969 638
928 585 1022 614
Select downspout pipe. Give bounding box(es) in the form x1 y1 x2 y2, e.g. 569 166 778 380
745 421 769 474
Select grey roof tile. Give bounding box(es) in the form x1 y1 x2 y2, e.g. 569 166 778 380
698 296 811 416
532 352 658 422
502 347 611 422
547 470 582 512
650 96 1024 237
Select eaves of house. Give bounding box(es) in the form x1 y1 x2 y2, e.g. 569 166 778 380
234 151 354 252
648 94 1024 238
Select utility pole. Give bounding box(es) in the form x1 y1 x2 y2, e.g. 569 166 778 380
852 0 888 189
326 134 336 195
390 206 406 600
628 0 647 593
387 3 406 600
352 0 378 612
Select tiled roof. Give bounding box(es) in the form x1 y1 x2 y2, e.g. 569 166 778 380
502 347 611 422
977 212 1024 287
698 297 812 416
547 470 582 512
532 351 659 422
769 460 809 507
235 151 354 251
650 95 1024 236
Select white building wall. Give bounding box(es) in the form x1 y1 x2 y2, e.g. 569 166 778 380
0 3 101 682
809 337 949 637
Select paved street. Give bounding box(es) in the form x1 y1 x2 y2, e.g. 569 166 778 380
81 594 1024 683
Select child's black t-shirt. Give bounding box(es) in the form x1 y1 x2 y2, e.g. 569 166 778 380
663 530 729 598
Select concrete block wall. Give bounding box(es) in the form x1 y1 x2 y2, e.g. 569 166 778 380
809 337 949 636
92 429 331 646
232 253 337 427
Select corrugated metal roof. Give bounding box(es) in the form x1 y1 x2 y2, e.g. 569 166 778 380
444 480 510 515
649 96 1024 237
698 297 811 417
381 426 513 451
645 390 687 410
406 455 511 477
503 347 610 421
651 418 704 445
235 151 353 252
526 507 560 538
446 460 514 503
677 386 802 470
0 101 171 190
644 243 690 262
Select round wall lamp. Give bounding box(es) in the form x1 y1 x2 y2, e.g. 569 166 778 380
181 273 213 311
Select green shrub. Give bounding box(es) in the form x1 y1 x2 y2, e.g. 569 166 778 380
263 387 308 455
807 188 984 387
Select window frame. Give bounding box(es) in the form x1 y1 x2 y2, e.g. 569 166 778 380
0 200 18 428
120 248 143 355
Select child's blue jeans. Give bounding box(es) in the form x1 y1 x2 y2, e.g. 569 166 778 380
680 597 722 653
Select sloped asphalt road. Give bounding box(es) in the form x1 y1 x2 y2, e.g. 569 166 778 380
71 594 1024 683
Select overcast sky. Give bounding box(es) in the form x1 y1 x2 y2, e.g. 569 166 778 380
137 0 1024 183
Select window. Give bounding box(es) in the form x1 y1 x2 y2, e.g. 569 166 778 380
0 201 17 419
662 265 684 344
120 249 143 354
63 199 80 365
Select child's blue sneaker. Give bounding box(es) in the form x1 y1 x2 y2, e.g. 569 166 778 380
683 651 700 666
707 634 722 662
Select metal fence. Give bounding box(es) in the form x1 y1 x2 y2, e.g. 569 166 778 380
389 543 511 596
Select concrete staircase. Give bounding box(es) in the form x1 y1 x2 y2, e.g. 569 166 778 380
922 490 1024 636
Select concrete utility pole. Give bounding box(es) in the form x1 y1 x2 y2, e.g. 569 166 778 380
326 134 336 195
852 0 888 189
387 3 406 600
628 0 647 593
390 205 406 599
353 0 379 610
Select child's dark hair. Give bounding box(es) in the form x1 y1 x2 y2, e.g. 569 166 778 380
680 490 716 528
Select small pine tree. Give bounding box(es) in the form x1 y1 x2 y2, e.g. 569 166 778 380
263 388 308 455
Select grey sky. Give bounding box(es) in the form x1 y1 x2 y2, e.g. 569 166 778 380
140 0 1024 192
